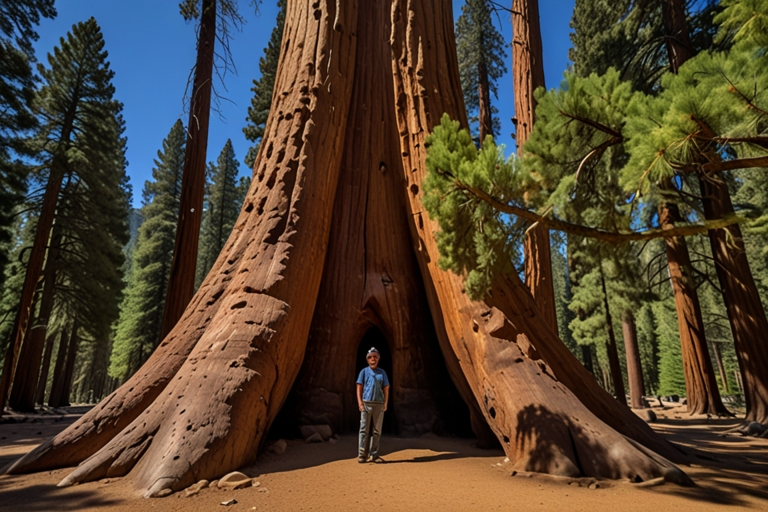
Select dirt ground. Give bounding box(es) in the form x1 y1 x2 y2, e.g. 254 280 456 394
0 405 767 511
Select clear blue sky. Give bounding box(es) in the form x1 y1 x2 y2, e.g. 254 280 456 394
32 1 575 208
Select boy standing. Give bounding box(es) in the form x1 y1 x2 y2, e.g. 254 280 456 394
356 347 390 463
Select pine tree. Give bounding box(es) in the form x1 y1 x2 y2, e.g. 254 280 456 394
109 121 185 383
0 0 56 292
455 0 507 142
196 140 246 287
1 18 129 412
243 0 285 169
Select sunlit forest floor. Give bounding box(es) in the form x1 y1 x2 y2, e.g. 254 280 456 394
0 404 766 511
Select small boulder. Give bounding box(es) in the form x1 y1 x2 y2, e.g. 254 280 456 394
218 471 252 490
636 409 657 423
328 437 338 444
300 425 317 439
305 432 323 443
185 480 210 497
588 483 600 490
313 424 333 440
269 439 287 455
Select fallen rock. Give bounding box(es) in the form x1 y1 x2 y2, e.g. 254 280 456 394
305 432 323 443
269 439 287 455
218 472 252 490
252 480 261 487
328 437 338 444
185 480 210 497
588 483 600 490
636 409 657 423
300 425 317 439
220 499 237 506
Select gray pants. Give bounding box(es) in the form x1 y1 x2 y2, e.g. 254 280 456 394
358 401 385 458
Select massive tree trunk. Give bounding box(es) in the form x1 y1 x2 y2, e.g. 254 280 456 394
659 196 729 415
6 0 690 494
9 230 61 411
621 310 646 409
512 0 557 335
160 0 217 340
599 265 626 405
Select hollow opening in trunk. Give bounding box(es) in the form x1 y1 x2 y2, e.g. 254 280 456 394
355 326 395 434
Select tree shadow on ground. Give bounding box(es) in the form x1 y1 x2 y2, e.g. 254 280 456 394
0 479 123 511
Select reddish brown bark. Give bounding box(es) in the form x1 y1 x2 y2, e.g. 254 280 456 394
512 0 557 335
57 325 80 407
599 266 626 405
9 230 61 411
699 176 768 423
6 1 690 493
47 327 69 408
659 196 729 415
35 333 55 405
160 0 217 340
621 310 646 409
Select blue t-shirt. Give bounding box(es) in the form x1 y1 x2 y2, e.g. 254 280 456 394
356 367 390 403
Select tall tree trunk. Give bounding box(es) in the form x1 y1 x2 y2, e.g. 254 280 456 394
0 97 77 414
6 1 690 493
659 196 729 415
35 332 56 405
699 175 768 422
9 229 61 412
57 324 80 407
512 0 557 335
477 58 493 143
599 264 626 405
621 310 646 409
47 328 70 408
581 344 595 376
160 0 217 340
711 341 729 395
661 0 765 421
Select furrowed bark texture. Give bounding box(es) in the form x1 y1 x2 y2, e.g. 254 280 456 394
389 0 687 481
512 0 557 335
621 310 646 409
275 0 482 441
7 0 691 492
160 0 217 340
659 197 729 416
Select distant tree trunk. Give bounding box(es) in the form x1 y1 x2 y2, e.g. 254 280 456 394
0 101 76 414
47 327 70 407
621 310 646 409
581 344 595 376
659 196 729 415
6 0 690 493
599 264 626 405
711 341 729 395
57 325 80 407
512 0 557 335
35 332 56 405
477 58 493 143
160 0 217 340
9 229 61 411
661 0 763 421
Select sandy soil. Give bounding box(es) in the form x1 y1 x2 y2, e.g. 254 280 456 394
0 405 767 511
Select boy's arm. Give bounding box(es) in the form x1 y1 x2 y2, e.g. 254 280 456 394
383 385 389 411
357 383 364 411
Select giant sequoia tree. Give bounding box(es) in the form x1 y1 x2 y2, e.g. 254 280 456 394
6 1 691 496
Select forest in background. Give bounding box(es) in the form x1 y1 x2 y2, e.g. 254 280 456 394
0 0 765 422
